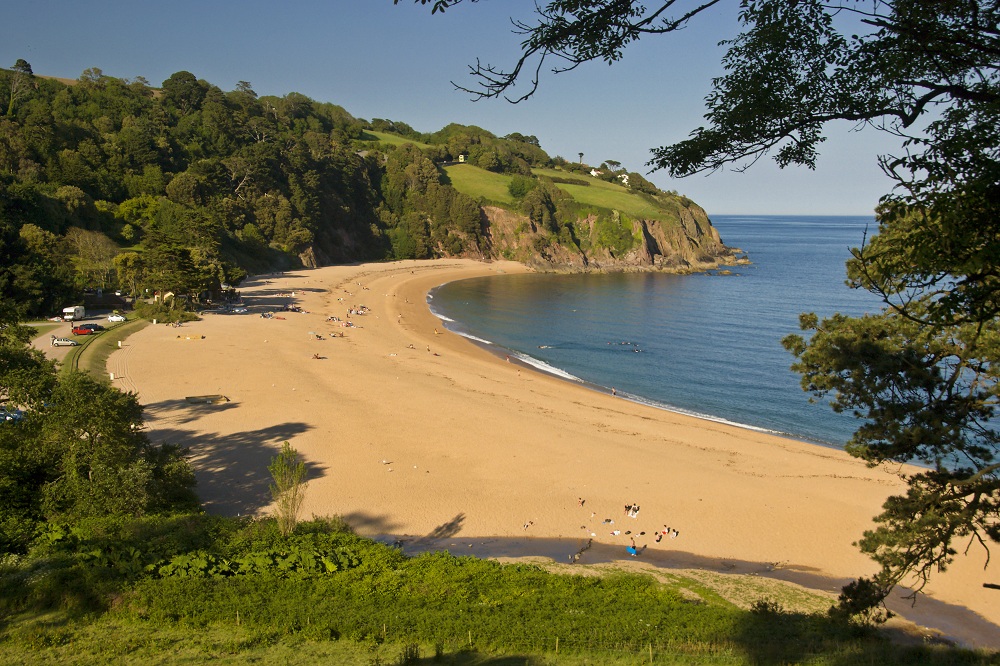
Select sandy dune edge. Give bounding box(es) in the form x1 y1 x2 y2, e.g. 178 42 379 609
108 259 997 648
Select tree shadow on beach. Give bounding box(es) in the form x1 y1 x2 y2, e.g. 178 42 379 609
143 398 240 425
149 420 319 517
426 513 466 540
338 511 406 535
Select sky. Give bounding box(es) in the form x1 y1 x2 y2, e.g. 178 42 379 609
2 1 903 216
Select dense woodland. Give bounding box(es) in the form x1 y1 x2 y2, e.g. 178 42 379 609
0 62 677 320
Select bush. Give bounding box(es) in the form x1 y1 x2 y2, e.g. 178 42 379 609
132 300 199 324
750 598 785 615
507 175 537 200
829 576 894 628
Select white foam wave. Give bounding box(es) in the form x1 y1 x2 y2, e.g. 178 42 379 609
455 331 494 345
618 392 789 437
510 352 582 382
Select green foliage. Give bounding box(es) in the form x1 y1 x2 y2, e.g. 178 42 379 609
592 212 636 256
131 299 199 324
268 442 308 537
749 598 785 616
155 535 361 578
828 576 894 629
0 504 991 662
0 309 197 553
506 174 536 200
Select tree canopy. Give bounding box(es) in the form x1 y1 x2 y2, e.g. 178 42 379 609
405 0 1000 610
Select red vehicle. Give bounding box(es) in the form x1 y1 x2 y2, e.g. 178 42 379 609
71 326 96 336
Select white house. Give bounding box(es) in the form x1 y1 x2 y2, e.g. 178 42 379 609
619 173 630 186
590 169 603 177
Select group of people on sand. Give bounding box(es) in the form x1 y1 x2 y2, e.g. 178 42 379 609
655 526 680 543
563 497 680 560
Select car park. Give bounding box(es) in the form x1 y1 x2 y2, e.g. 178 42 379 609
51 336 78 347
108 313 126 322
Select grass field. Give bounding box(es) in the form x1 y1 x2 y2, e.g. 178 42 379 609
443 163 675 221
532 168 672 220
444 164 515 204
362 130 432 150
24 322 60 338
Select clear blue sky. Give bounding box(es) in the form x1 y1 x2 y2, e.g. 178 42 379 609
2 1 899 216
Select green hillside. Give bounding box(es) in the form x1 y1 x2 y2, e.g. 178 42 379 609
533 168 672 220
362 130 432 150
443 164 516 205
445 163 676 221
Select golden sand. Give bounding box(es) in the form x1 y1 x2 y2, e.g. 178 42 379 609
107 259 998 647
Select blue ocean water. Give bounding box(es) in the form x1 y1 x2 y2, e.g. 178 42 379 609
429 215 884 446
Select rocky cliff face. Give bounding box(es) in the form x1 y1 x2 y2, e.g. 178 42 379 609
478 203 742 273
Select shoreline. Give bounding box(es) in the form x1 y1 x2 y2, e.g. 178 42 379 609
434 311 848 452
106 258 998 649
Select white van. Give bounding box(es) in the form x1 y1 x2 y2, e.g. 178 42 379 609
62 306 86 321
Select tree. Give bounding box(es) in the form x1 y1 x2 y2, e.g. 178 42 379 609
268 442 308 536
65 227 119 288
1 320 197 549
113 251 144 297
405 0 1000 606
5 59 34 117
161 70 207 116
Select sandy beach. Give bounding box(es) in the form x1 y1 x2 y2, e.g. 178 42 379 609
106 259 998 648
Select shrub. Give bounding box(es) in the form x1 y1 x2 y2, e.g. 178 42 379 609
132 300 198 324
269 442 308 536
507 175 537 200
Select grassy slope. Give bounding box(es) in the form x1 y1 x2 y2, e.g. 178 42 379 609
445 164 673 221
0 553 982 666
532 167 671 220
444 164 515 205
363 130 432 150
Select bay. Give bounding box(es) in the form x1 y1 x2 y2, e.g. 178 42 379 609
429 215 884 447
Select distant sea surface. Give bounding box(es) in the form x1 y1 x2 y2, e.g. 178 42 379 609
429 215 883 447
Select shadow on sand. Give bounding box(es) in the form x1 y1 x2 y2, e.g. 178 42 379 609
142 398 240 425
145 407 319 516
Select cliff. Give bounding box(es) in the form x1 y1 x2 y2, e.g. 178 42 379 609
478 203 742 273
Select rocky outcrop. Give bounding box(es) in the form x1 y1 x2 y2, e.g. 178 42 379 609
479 203 743 273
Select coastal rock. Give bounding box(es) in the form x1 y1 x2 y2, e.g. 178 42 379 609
480 202 740 274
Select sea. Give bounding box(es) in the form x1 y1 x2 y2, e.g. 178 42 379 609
428 215 884 448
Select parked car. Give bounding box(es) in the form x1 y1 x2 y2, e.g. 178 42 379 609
108 313 126 322
0 407 24 423
77 323 105 332
71 326 97 336
51 336 79 347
